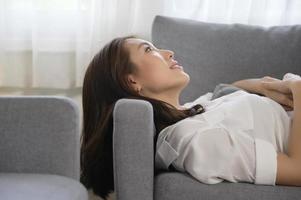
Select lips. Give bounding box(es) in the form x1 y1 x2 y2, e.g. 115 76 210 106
170 61 183 70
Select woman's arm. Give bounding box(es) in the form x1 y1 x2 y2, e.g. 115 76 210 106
275 80 301 186
231 78 263 95
232 77 294 111
260 79 301 185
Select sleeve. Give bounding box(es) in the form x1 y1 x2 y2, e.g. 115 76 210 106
173 127 277 185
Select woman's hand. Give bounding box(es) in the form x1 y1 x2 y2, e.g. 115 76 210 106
260 76 294 111
231 75 299 111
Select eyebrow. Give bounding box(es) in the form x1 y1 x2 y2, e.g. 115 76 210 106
137 42 152 50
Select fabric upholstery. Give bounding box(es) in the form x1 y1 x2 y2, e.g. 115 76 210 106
0 96 87 200
0 96 80 180
0 173 88 200
113 99 155 200
155 172 301 200
211 83 244 100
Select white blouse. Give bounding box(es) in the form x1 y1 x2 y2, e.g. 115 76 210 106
155 90 292 185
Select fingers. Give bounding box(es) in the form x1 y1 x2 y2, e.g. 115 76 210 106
261 75 295 110
278 94 294 108
265 89 294 108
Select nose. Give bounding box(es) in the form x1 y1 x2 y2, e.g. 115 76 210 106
161 49 174 60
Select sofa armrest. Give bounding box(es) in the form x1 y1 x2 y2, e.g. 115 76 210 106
0 96 80 180
113 99 155 200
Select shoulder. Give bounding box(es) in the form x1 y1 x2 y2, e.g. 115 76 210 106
159 117 207 143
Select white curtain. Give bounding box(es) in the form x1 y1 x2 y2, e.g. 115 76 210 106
0 0 163 89
164 0 301 26
0 0 301 90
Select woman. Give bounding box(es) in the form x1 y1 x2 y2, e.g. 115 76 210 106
80 36 301 200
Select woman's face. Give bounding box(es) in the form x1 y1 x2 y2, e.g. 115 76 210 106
125 38 190 98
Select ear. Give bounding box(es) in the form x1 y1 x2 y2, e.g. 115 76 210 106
127 74 142 92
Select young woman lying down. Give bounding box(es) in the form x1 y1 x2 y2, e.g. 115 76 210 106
80 36 301 200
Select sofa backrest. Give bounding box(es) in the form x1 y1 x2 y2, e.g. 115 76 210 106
152 15 301 104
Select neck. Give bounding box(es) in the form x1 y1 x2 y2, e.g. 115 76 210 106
150 90 185 110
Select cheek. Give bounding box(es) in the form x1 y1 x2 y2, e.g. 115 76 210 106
136 58 188 89
141 67 183 88
139 64 169 82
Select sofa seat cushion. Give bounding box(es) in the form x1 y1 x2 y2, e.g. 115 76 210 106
155 172 301 200
0 173 88 200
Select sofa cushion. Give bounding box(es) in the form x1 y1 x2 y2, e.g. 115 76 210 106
211 83 244 100
155 172 301 200
0 173 88 200
0 96 80 179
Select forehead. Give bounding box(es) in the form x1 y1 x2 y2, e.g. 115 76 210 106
125 38 149 45
125 38 153 50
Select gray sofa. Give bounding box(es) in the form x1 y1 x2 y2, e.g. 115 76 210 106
0 96 88 200
113 15 301 200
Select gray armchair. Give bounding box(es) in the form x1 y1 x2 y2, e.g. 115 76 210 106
0 96 88 200
113 15 301 200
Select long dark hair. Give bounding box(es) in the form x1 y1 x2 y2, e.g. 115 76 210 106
80 36 205 200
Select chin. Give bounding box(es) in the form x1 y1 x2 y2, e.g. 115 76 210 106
179 73 190 89
183 72 190 84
